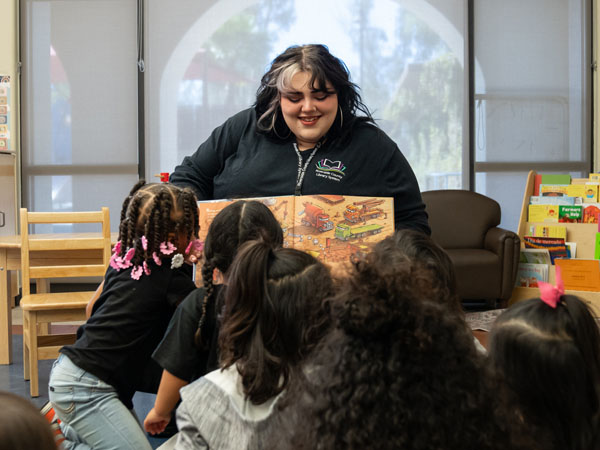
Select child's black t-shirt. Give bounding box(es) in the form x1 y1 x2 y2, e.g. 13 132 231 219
152 285 222 383
60 262 196 409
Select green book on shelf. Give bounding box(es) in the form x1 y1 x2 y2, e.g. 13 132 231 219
541 174 571 185
595 233 600 260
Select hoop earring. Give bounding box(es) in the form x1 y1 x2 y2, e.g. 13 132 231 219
272 110 291 139
338 105 344 129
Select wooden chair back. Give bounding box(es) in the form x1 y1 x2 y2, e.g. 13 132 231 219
20 208 111 294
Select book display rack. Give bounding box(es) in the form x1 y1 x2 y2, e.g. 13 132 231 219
511 170 600 316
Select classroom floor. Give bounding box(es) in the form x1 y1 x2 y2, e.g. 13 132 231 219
1 307 169 449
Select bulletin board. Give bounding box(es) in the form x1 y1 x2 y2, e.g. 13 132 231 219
0 76 10 152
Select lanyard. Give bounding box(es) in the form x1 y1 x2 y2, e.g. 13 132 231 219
293 142 321 195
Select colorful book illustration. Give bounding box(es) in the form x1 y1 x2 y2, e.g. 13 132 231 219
197 195 394 264
554 259 600 292
558 205 583 223
583 204 600 223
522 236 568 264
520 248 552 265
528 224 567 239
515 263 548 288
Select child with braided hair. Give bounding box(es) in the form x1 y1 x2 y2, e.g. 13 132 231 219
48 180 202 450
143 200 284 436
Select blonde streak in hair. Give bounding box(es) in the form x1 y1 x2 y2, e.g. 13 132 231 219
277 63 301 93
258 63 300 132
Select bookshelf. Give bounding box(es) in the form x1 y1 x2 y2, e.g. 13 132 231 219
510 170 600 316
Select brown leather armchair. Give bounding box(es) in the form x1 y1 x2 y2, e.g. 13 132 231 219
421 190 520 308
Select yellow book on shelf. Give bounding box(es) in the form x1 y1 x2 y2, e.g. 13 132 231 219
565 184 587 199
540 185 569 196
528 224 567 239
584 183 599 203
528 204 559 222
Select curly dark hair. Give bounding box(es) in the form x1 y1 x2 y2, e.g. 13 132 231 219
489 295 600 450
219 240 334 405
273 242 534 450
114 180 199 268
255 44 374 145
376 229 462 315
194 200 284 349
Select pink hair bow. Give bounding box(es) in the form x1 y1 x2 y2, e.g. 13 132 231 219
537 265 565 308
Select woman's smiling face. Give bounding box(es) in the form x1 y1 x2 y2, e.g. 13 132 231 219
280 71 338 151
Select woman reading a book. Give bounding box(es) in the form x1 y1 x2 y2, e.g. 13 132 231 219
170 44 429 234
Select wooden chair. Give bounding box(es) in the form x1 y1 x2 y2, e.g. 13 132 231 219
20 207 111 396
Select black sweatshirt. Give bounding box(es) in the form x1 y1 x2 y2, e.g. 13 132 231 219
170 108 430 235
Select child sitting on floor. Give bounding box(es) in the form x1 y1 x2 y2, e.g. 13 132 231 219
48 181 201 450
271 232 533 450
144 200 284 435
488 268 600 450
173 240 334 449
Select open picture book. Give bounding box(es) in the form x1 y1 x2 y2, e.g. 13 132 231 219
198 194 395 264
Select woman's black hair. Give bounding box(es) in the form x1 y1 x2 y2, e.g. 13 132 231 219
194 200 283 348
489 295 600 450
219 240 334 405
255 44 374 145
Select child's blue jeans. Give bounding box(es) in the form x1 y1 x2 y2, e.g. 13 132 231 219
49 354 153 450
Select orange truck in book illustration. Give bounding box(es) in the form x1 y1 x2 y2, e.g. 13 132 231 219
344 198 386 223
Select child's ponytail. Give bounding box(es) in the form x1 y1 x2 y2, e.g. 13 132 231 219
218 239 276 363
219 240 333 405
192 200 284 351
